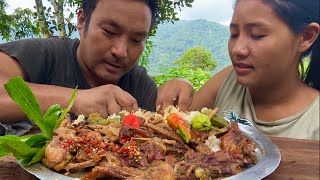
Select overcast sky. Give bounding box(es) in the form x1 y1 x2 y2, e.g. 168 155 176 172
6 0 234 25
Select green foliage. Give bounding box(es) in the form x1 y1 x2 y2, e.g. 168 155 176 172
153 66 211 91
0 77 77 166
147 20 231 75
174 46 218 71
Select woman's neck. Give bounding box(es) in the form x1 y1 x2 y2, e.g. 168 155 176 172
249 75 318 121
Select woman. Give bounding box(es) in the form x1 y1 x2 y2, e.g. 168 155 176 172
187 0 319 140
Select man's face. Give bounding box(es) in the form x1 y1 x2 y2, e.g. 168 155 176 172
77 0 152 86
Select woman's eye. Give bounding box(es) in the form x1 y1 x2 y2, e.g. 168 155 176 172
251 35 265 40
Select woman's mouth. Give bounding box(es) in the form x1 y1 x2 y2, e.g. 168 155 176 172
234 63 254 75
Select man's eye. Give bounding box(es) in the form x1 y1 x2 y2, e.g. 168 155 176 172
104 30 116 36
230 34 239 39
131 39 144 44
251 35 265 40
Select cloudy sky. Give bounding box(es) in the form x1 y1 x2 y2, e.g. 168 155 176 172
6 0 235 25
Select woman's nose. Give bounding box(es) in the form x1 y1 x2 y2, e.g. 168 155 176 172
230 38 250 57
111 37 128 59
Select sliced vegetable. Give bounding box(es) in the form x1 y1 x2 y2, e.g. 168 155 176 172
211 114 230 128
122 114 141 128
167 113 191 143
191 114 212 131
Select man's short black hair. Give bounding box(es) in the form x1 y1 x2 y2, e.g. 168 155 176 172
82 0 157 32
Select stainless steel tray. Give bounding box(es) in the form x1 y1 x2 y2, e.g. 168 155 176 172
22 123 281 180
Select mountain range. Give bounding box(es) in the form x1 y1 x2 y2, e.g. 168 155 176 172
147 19 231 75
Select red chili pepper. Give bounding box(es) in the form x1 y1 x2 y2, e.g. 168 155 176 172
167 113 192 143
122 114 141 128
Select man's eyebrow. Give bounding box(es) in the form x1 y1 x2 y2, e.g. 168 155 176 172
100 19 121 29
100 19 149 37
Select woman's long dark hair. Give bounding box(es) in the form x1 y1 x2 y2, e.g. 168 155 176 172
261 0 319 90
235 0 320 90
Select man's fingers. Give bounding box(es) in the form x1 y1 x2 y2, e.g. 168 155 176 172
114 89 138 113
106 96 122 116
177 88 193 111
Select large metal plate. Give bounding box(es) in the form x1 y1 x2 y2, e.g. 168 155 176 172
22 124 281 180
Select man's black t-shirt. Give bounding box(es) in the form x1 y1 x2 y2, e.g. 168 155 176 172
0 37 157 111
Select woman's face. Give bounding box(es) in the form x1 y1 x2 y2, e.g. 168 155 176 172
228 0 302 88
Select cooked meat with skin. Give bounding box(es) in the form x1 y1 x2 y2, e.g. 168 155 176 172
144 123 184 142
220 122 257 166
176 150 242 179
43 110 257 179
83 160 175 180
42 126 75 171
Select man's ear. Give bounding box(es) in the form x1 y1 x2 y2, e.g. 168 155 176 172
298 22 320 52
77 9 85 36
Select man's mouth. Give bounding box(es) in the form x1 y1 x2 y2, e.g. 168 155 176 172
105 62 122 73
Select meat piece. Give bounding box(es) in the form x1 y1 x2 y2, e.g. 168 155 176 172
87 123 121 142
97 151 122 167
42 127 75 171
144 123 183 142
65 159 97 172
83 160 174 180
176 150 242 179
220 122 257 166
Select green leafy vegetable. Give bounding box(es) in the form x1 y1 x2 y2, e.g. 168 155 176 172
0 76 77 166
4 77 47 138
55 86 77 129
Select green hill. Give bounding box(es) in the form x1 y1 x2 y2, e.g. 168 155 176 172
148 19 231 75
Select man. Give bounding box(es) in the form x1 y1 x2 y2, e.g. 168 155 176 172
0 0 162 135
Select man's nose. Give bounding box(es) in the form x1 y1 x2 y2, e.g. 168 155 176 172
111 37 128 59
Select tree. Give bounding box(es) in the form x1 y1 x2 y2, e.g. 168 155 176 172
0 0 194 40
174 46 218 71
153 46 217 91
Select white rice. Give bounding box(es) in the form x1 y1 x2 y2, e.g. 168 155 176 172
204 135 221 152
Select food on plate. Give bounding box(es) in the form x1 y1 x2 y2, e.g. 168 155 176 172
42 106 257 180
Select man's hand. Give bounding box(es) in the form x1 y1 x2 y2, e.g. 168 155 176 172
157 78 194 112
72 84 138 118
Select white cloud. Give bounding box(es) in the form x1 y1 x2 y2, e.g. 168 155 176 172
177 0 234 24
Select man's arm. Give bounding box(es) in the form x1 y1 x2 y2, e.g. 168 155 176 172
0 52 74 123
0 52 139 123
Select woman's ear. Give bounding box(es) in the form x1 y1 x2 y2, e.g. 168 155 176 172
298 22 320 52
77 9 85 36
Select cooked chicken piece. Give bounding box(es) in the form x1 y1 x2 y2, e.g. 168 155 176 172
220 122 257 165
65 159 97 172
144 123 183 142
176 150 242 179
83 160 174 180
42 126 75 171
97 151 122 167
87 123 120 142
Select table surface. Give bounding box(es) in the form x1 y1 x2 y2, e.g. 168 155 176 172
0 136 319 180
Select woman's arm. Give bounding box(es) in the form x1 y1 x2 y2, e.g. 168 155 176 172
190 66 233 111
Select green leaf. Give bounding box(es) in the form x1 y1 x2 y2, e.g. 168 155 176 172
0 139 39 160
43 104 63 138
55 86 77 129
0 147 10 156
25 134 47 148
4 77 47 138
28 144 47 165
